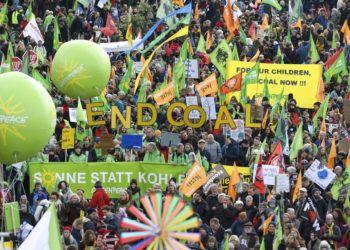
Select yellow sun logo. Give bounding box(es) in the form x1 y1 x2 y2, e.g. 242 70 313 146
41 168 56 190
55 60 92 92
0 96 27 145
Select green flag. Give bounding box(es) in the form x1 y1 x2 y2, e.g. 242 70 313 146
262 0 282 11
232 43 240 61
76 97 87 142
286 29 292 43
332 30 337 49
260 238 266 250
157 0 176 28
209 39 233 78
53 17 60 50
272 212 283 250
276 45 284 64
269 88 284 123
312 94 330 129
32 69 51 91
119 55 133 93
331 167 350 200
0 1 8 25
43 14 54 32
241 61 260 104
25 2 35 21
238 25 247 45
217 75 226 105
78 0 90 8
179 38 188 61
197 34 206 53
289 121 303 160
21 50 30 75
173 57 186 96
137 74 148 103
262 77 270 98
275 103 287 146
289 0 303 24
324 51 348 82
309 34 320 63
223 236 229 250
1 41 13 73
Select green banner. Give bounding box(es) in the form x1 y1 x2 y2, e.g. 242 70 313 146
29 162 187 198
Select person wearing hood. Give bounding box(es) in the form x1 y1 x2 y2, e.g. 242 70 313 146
69 144 87 163
66 193 83 226
90 181 110 219
34 198 51 222
238 222 260 250
143 142 165 163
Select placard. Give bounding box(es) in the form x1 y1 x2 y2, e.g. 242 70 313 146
4 202 20 232
186 96 200 119
305 160 336 190
69 108 87 123
201 97 217 120
339 138 350 153
230 119 245 142
344 99 350 123
203 164 229 194
160 132 181 147
96 134 114 155
262 165 279 185
11 57 22 71
121 134 143 149
327 123 339 134
61 128 75 149
275 174 290 193
175 58 199 79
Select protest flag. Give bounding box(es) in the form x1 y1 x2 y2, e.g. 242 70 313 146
262 0 282 11
312 94 330 129
238 25 247 45
75 97 87 142
340 19 350 44
153 82 175 106
32 69 51 91
276 45 284 64
223 0 235 36
262 77 270 98
220 72 242 94
253 154 265 194
289 121 303 161
119 55 133 93
228 162 240 200
250 49 260 62
232 43 240 61
209 39 233 77
269 88 284 123
324 49 342 70
195 73 218 97
263 215 274 235
179 162 208 197
197 34 206 53
309 34 320 63
292 170 302 203
126 14 133 46
173 0 184 7
53 17 60 50
205 30 213 50
261 14 269 30
0 1 7 25
101 13 118 37
316 77 325 102
324 51 348 82
248 22 256 41
267 140 284 168
327 138 336 170
273 212 283 250
194 1 199 20
240 61 260 104
262 109 269 129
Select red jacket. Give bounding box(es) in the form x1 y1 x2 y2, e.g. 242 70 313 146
90 188 110 219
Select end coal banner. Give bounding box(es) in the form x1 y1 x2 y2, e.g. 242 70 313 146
29 162 187 198
226 61 322 108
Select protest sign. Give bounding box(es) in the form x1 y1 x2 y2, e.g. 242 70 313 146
305 160 336 190
339 138 350 153
61 128 75 149
121 134 143 149
11 57 22 71
29 162 187 198
22 50 37 65
96 134 114 155
186 96 200 119
201 97 217 120
231 119 245 142
175 58 199 78
179 162 208 197
4 202 20 232
69 108 87 123
262 165 279 185
275 174 290 193
327 123 339 134
100 39 144 53
215 165 251 191
160 132 181 147
203 165 229 194
343 99 350 122
226 61 322 108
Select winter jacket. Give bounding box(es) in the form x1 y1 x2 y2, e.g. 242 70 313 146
238 231 260 250
104 214 119 233
143 150 165 163
231 220 246 237
90 188 110 219
214 204 235 229
69 153 87 163
192 199 209 224
205 141 222 163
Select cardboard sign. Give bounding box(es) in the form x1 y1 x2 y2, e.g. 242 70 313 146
121 134 143 150
22 50 37 65
262 165 279 185
275 174 290 193
96 134 114 155
61 128 75 149
203 164 229 194
186 96 200 119
69 108 87 123
344 99 350 123
160 132 181 147
305 160 336 190
11 57 22 71
175 58 199 78
231 119 245 142
339 138 350 153
4 202 20 232
201 97 217 120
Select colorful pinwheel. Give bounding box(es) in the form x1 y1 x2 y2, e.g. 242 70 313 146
119 192 201 249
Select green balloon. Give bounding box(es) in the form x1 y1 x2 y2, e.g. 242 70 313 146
0 72 56 164
51 40 111 98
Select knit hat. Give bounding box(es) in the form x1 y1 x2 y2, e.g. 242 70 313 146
63 226 71 232
95 180 102 188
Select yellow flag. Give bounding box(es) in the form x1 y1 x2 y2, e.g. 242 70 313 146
250 49 260 62
227 162 240 200
205 30 213 50
194 2 199 20
327 138 336 170
261 14 269 31
341 20 350 44
134 26 189 93
263 214 274 235
80 209 84 220
292 171 302 203
173 0 184 7
195 73 218 97
179 162 208 197
153 82 175 106
291 17 302 33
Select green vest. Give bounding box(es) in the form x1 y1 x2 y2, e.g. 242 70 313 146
69 153 87 163
12 11 19 25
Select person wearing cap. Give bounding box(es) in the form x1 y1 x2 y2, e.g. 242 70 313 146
197 139 211 171
312 187 327 224
239 221 260 249
169 143 188 165
69 144 88 163
90 181 110 219
143 142 165 163
62 226 78 248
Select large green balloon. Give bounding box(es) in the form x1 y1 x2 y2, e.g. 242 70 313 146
0 72 56 164
51 40 111 98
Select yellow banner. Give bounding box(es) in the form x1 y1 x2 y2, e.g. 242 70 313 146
153 82 175 106
226 61 322 108
61 128 75 149
195 73 218 97
134 26 189 93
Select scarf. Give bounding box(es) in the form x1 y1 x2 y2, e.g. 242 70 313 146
326 223 335 247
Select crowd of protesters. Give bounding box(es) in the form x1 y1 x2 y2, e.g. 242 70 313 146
1 0 350 249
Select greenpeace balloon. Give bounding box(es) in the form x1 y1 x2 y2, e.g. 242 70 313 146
0 72 56 164
51 40 111 98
